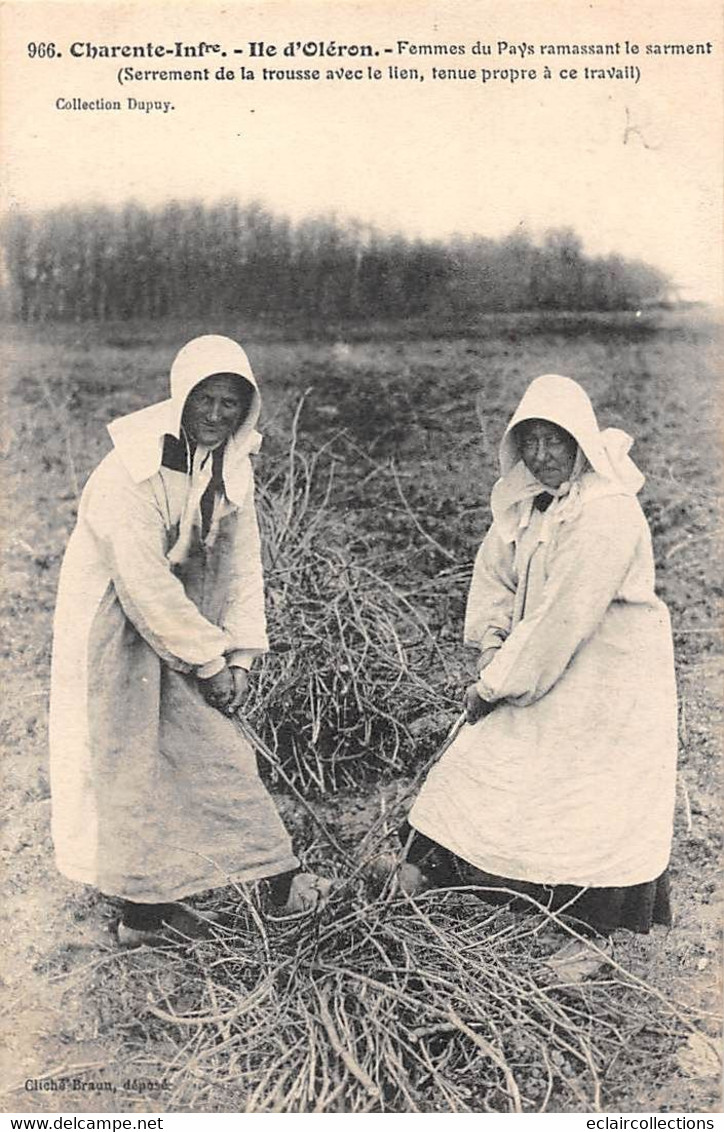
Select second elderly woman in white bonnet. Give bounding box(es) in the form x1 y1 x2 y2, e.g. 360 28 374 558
403 374 678 978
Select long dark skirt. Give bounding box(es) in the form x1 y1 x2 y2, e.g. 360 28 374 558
402 825 672 936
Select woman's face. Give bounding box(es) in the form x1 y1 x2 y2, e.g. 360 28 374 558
182 373 252 448
518 419 578 490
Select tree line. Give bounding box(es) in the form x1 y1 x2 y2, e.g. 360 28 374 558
0 200 670 322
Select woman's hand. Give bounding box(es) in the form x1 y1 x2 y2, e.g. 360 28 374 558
479 646 500 672
200 665 235 712
228 667 250 714
465 683 495 725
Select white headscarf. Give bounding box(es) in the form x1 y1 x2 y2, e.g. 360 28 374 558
491 374 644 543
107 335 262 564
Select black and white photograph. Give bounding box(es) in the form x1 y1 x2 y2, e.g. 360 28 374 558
1 0 722 1119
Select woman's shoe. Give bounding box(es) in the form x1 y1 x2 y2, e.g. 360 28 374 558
116 921 162 949
283 872 333 913
116 903 221 946
366 854 429 897
545 936 613 982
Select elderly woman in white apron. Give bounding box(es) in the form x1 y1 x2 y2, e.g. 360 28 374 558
50 335 327 946
405 374 678 973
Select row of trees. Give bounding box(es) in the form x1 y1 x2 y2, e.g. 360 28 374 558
1 200 669 322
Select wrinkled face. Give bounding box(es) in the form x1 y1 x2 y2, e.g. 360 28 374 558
517 418 578 490
182 373 253 449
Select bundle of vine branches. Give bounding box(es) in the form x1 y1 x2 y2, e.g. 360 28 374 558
248 415 459 793
122 880 711 1114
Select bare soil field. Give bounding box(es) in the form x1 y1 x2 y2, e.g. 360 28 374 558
1 310 721 1113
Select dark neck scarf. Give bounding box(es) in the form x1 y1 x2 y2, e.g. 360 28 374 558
533 491 555 512
162 434 227 540
199 446 226 539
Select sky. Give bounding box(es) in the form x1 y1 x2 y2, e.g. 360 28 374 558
2 0 722 302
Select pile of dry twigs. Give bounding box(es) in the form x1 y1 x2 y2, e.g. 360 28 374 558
120 873 711 1113
249 411 458 792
